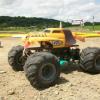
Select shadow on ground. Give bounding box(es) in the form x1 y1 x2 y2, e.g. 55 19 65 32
57 76 69 85
61 63 81 74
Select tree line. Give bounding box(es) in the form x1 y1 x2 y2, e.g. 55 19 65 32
0 16 100 28
0 16 71 28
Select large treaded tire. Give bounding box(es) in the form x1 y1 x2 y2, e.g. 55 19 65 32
8 45 24 71
80 47 100 74
24 52 60 89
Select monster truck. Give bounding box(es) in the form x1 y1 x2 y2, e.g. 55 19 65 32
8 28 100 89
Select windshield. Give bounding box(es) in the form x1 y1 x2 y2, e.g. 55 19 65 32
44 30 51 33
52 30 62 33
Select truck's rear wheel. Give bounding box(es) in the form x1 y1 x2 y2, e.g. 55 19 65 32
8 45 24 71
24 52 60 89
80 47 100 74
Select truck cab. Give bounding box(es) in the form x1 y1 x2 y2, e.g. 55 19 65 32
23 28 76 49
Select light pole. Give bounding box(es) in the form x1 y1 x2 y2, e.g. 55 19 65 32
59 0 64 28
92 16 95 31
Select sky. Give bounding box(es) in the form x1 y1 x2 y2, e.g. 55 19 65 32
0 0 100 22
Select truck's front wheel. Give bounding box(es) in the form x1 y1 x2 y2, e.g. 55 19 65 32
24 52 60 89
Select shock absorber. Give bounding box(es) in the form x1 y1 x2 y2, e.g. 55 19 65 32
70 46 80 61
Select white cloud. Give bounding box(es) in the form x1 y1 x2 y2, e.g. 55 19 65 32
0 0 100 22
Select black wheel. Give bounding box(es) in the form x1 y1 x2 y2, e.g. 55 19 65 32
80 47 100 74
24 52 60 89
8 45 24 71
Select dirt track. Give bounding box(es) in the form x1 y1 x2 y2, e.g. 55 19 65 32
0 37 100 100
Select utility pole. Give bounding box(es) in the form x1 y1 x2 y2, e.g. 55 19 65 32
59 0 64 28
92 16 95 31
60 21 62 28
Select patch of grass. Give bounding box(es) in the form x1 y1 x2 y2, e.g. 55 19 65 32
0 25 100 33
68 25 100 32
0 27 39 33
83 25 100 31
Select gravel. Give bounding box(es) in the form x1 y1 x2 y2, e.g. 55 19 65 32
0 37 100 100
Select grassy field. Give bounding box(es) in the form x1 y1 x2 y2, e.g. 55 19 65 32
0 27 34 33
83 25 100 31
0 25 100 33
68 25 100 32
